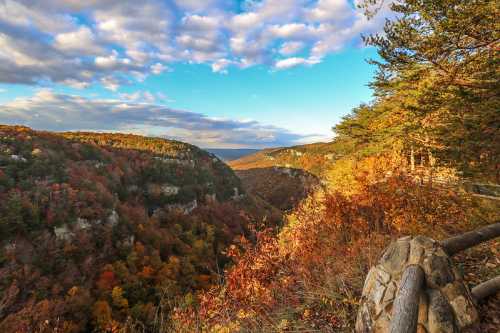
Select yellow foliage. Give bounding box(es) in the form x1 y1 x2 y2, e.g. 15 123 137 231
111 287 129 309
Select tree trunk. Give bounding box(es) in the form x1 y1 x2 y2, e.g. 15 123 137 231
410 146 415 172
390 265 424 333
471 276 500 301
441 222 500 255
428 149 435 186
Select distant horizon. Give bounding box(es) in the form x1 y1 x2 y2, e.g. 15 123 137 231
1 122 333 150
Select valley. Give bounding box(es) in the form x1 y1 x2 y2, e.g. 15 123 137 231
0 0 498 332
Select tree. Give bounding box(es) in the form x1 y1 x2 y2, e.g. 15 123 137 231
359 0 499 179
92 300 113 329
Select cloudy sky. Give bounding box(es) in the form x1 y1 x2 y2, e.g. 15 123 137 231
0 0 391 148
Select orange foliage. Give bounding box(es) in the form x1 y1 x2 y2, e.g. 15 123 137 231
174 174 476 331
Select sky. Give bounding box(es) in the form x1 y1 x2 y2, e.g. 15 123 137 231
0 0 392 148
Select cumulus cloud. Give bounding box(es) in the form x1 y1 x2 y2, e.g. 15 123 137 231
0 0 392 88
275 57 321 70
150 63 168 75
0 90 313 148
53 26 103 55
279 41 305 55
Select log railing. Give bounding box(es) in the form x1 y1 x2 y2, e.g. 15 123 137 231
388 222 500 333
389 265 425 333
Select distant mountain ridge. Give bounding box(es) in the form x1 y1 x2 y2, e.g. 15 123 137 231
206 148 260 161
229 141 340 177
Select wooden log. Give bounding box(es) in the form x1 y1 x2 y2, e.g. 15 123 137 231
471 276 500 301
441 222 500 256
390 265 425 333
472 193 500 201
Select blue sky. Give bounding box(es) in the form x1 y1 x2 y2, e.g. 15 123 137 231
0 0 390 148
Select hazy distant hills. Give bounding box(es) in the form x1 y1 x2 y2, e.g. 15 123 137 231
206 148 260 161
228 141 340 177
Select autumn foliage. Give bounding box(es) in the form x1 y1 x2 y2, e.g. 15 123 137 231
0 125 280 332
173 171 485 332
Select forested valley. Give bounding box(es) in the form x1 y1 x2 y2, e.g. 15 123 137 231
0 0 498 332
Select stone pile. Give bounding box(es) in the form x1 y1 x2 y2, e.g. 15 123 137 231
356 236 478 332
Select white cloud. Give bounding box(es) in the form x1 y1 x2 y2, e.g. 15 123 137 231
279 41 305 55
267 23 316 39
150 62 168 75
95 50 131 69
0 91 313 148
100 76 120 91
275 56 321 70
0 0 391 87
142 91 155 103
211 58 233 73
53 26 102 54
306 0 353 23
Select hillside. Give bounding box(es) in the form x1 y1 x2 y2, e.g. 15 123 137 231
0 125 281 331
229 142 344 178
235 167 321 212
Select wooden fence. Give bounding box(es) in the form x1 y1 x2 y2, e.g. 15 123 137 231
389 223 500 333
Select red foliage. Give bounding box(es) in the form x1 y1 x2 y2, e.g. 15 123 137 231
96 270 117 291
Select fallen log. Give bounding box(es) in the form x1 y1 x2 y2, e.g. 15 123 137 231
390 265 425 333
471 276 500 301
441 222 500 255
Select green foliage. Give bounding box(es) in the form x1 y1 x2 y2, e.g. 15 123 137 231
358 0 500 180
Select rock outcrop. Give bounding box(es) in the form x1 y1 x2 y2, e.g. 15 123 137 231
356 236 478 332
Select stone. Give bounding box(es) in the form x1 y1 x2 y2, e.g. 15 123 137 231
161 184 179 196
409 240 426 265
54 225 74 241
380 240 409 276
423 255 455 288
417 324 428 333
376 267 391 284
362 267 377 295
428 290 456 333
449 295 478 329
383 281 397 304
10 154 27 162
371 278 386 309
107 210 119 226
418 292 429 324
356 235 478 333
441 281 465 301
412 235 436 249
76 217 91 230
355 303 373 333
373 313 391 333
